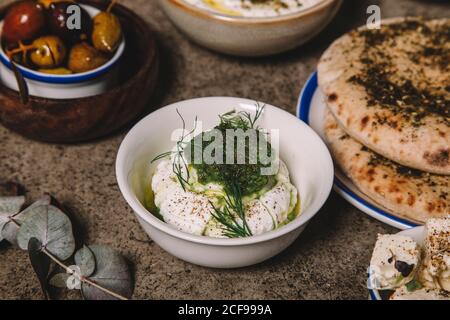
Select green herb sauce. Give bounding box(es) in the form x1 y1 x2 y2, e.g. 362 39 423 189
186 113 275 197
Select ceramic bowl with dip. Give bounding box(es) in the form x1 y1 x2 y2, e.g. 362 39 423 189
158 0 342 57
116 97 334 268
0 4 125 100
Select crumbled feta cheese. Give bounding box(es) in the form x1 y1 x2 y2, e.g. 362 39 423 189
369 234 420 290
420 217 450 291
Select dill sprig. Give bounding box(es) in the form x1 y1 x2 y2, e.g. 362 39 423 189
210 182 252 238
151 151 173 162
239 102 265 129
152 103 266 238
151 109 198 191
208 103 265 238
217 103 265 131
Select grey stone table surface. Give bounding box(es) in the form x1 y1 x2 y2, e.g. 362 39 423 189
0 0 448 300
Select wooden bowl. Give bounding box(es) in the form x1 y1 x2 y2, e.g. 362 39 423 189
0 0 159 143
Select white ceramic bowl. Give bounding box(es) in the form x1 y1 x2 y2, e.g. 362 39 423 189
116 97 334 268
158 0 342 57
0 4 125 99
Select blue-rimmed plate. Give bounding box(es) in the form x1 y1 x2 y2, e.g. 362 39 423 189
367 227 424 300
297 72 420 230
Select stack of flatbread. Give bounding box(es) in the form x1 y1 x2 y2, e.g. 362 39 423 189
317 17 449 224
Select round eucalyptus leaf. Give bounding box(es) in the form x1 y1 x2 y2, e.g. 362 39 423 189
49 273 70 289
1 220 18 245
28 238 50 300
75 245 96 277
23 195 52 212
0 215 9 242
17 205 75 261
1 196 52 246
0 196 25 242
0 196 25 215
81 245 133 300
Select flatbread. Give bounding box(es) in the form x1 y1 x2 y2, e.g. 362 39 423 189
318 18 450 175
324 111 449 224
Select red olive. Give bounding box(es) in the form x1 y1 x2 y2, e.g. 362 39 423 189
2 0 46 44
46 1 92 44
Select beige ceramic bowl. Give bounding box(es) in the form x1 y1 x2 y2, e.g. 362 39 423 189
158 0 342 56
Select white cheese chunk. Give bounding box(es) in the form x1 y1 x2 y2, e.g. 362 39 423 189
259 182 297 224
151 160 175 195
369 234 420 290
157 183 213 236
420 217 450 291
244 200 276 235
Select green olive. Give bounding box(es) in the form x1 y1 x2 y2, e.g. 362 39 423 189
68 42 108 73
38 0 64 9
38 67 72 75
30 35 66 68
92 12 122 53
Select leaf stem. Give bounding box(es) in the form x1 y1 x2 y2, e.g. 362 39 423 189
107 0 117 13
81 277 128 301
41 248 129 301
42 248 71 272
10 218 21 227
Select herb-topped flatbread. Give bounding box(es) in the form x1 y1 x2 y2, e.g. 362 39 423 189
324 111 449 224
318 18 450 175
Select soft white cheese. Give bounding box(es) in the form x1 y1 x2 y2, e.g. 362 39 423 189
185 0 321 18
259 183 296 225
276 161 290 183
420 217 450 291
152 160 213 235
151 158 298 238
152 160 178 204
244 199 276 235
158 183 214 236
390 286 450 300
369 234 420 290
204 217 227 238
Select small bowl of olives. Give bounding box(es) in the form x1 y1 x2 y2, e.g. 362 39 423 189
0 0 125 99
0 0 159 143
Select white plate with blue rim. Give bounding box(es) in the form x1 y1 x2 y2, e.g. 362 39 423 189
367 226 424 300
297 72 420 230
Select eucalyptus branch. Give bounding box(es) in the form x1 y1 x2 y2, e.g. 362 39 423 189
82 277 128 301
42 248 128 301
1 194 133 300
42 248 72 272
9 218 20 227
